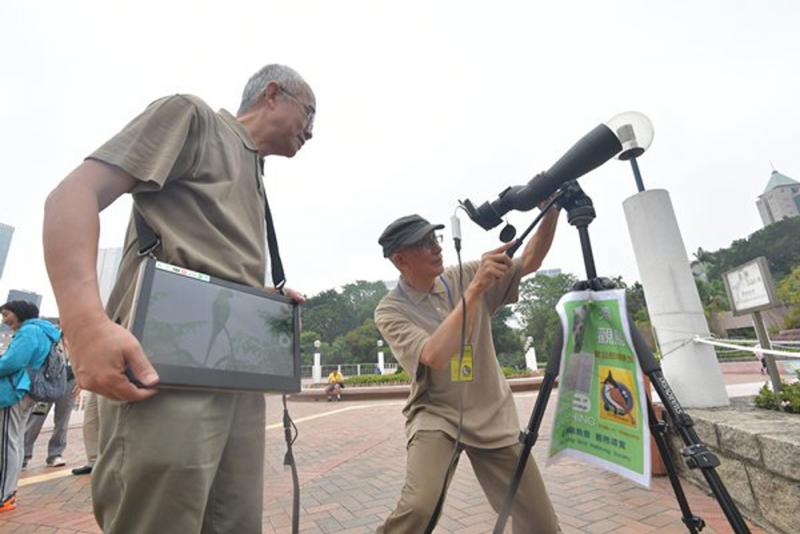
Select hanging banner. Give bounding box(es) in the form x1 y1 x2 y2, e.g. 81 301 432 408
547 289 651 487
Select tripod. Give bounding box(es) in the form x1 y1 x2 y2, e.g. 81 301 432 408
493 183 750 534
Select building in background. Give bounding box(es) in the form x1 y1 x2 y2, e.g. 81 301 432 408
6 289 42 308
756 169 800 227
0 223 14 280
97 247 123 307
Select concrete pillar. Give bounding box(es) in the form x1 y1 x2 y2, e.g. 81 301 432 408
623 189 729 408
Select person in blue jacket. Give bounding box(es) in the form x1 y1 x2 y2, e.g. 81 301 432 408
0 300 61 512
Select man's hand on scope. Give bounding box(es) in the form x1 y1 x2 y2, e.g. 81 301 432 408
469 242 514 295
68 318 159 402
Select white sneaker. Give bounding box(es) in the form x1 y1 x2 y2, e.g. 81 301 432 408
46 456 66 467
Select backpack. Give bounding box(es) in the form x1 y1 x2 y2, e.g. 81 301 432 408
27 341 69 402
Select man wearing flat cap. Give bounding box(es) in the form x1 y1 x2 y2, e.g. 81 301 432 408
375 211 561 533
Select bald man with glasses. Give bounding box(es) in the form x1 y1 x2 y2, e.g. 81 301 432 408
375 212 562 533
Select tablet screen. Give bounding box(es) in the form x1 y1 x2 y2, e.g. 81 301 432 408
137 262 296 378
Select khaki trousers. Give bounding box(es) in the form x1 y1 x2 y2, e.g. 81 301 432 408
92 389 265 534
379 430 560 534
82 391 98 465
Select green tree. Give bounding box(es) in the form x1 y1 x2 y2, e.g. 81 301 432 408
515 273 577 364
695 277 731 315
625 281 650 323
301 289 352 343
777 266 800 328
299 330 331 366
341 281 389 326
703 216 800 282
341 319 385 364
491 306 525 368
302 281 389 344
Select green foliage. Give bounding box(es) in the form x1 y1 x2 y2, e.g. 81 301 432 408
341 319 390 363
302 281 389 343
492 306 525 368
343 371 410 385
755 371 800 413
299 330 328 365
695 277 731 314
701 216 800 282
501 366 533 378
625 281 650 323
301 289 351 343
777 266 800 328
516 273 577 365
302 281 391 364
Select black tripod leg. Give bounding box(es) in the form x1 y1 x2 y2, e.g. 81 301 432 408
493 328 563 534
629 321 751 534
646 396 704 533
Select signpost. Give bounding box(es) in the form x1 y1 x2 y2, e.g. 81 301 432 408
722 256 782 392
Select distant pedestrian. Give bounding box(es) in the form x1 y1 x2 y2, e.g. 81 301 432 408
326 369 345 401
755 345 767 375
0 301 61 512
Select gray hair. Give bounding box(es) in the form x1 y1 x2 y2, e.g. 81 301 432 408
238 64 309 115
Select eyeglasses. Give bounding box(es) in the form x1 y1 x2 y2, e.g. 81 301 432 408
279 86 315 132
410 232 443 250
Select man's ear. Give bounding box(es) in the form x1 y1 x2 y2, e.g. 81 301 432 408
390 251 405 271
261 81 281 109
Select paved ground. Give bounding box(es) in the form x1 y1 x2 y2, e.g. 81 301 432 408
0 364 785 533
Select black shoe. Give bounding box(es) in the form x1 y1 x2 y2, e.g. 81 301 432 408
71 465 93 475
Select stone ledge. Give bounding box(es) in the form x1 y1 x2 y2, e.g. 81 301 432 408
664 396 800 534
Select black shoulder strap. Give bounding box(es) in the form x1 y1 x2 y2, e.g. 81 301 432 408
263 193 286 290
133 206 161 257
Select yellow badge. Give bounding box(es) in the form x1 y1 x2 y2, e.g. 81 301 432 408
450 345 474 382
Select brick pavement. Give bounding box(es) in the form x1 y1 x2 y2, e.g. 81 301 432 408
0 386 770 534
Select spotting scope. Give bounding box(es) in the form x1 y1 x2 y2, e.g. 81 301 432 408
460 112 653 230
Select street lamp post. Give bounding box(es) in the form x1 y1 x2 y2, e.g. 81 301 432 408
524 336 538 372
613 111 729 407
605 111 654 193
312 340 322 384
377 339 385 375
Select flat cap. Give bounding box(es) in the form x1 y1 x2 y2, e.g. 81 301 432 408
379 214 444 257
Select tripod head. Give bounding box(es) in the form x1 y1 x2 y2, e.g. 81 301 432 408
556 181 595 228
556 182 616 291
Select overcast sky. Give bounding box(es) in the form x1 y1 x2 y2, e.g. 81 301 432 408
2 1 799 316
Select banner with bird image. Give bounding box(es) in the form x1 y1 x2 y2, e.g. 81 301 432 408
547 289 651 487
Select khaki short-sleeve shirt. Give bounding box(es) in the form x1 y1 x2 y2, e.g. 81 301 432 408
375 259 524 448
89 94 268 326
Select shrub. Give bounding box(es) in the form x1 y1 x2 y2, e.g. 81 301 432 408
754 371 800 414
501 366 534 379
343 372 411 386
